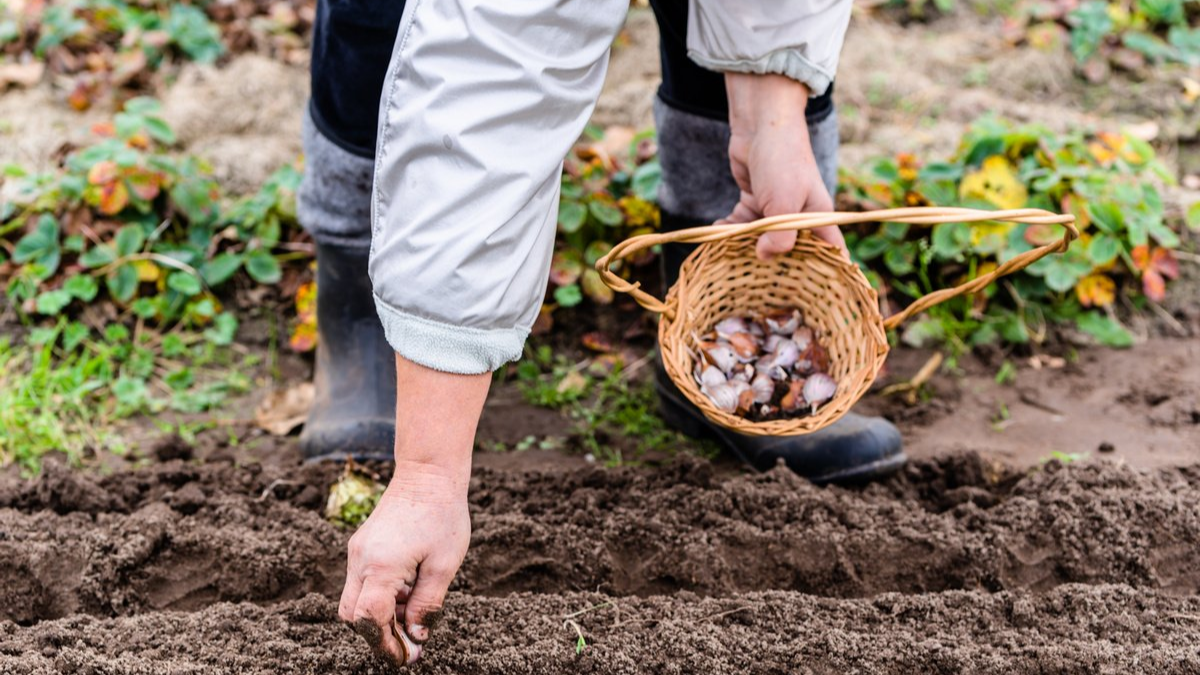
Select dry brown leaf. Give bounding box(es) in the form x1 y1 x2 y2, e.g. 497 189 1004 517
255 383 315 436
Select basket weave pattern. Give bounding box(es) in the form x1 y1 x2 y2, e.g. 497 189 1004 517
597 207 1078 437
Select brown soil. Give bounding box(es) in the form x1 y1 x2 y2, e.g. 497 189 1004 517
3 453 1200 672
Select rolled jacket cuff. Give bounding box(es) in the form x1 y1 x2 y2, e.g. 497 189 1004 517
373 295 527 374
687 49 833 97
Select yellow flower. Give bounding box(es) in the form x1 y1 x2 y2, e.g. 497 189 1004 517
959 156 1027 210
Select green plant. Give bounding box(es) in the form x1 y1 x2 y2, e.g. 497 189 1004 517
0 319 252 473
510 346 716 466
548 127 661 322
1 0 309 109
840 116 1182 351
3 98 297 328
0 100 304 470
1023 0 1200 72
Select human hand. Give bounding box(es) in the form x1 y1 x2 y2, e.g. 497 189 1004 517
339 464 470 666
723 73 848 260
339 355 489 667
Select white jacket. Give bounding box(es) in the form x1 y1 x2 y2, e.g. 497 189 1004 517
369 0 853 374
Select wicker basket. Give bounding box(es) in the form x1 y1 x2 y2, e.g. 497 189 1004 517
596 207 1078 436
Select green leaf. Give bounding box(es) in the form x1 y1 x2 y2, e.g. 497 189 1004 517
161 334 187 358
883 245 916 276
144 117 177 145
63 274 99 301
204 312 239 345
35 289 73 315
553 284 583 308
80 244 118 269
917 162 962 183
106 263 140 302
1136 0 1184 26
114 225 146 257
588 199 624 227
122 97 161 115
12 214 61 276
1075 312 1133 348
131 297 159 319
1043 258 1087 293
1087 234 1120 266
631 160 661 202
1087 201 1123 235
244 250 282 284
557 200 587 234
62 322 89 352
105 324 130 343
1122 31 1177 62
854 234 890 261
583 241 612 267
112 376 150 410
1187 202 1200 232
167 272 203 296
931 222 970 260
900 317 945 348
200 252 242 286
165 367 194 391
1067 1 1114 62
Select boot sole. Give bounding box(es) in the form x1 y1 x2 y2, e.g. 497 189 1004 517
657 382 907 485
299 420 396 464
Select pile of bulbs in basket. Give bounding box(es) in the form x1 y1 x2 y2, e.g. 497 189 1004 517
693 308 837 421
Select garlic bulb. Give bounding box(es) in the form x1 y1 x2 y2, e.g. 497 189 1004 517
803 373 837 409
792 326 814 352
693 307 836 423
698 365 726 389
772 339 800 369
703 382 740 413
714 317 749 338
765 309 802 335
705 345 739 373
727 332 759 360
750 373 774 404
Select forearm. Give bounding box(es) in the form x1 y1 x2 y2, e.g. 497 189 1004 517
726 73 810 135
391 354 489 497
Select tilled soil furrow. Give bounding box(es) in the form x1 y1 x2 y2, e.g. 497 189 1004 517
458 457 1200 598
3 455 1199 625
2 586 1198 675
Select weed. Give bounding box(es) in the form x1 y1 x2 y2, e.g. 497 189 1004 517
1041 450 1090 465
509 347 715 466
994 360 1017 385
0 103 300 471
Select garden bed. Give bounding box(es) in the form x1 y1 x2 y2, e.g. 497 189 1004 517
3 450 1200 673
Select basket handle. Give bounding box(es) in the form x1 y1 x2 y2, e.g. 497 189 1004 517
594 206 1078 327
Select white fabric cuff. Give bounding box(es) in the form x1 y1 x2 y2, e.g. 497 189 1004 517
374 295 527 374
687 49 833 97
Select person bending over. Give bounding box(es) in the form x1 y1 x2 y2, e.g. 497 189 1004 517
295 0 905 665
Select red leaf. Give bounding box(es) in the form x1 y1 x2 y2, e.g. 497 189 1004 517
1150 247 1179 280
1142 269 1166 302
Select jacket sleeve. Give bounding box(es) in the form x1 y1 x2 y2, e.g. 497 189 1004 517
369 0 628 374
685 0 852 96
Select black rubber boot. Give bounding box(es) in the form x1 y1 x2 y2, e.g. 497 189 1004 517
657 211 907 484
299 242 397 462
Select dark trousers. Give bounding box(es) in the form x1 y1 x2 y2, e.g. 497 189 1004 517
308 0 834 160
